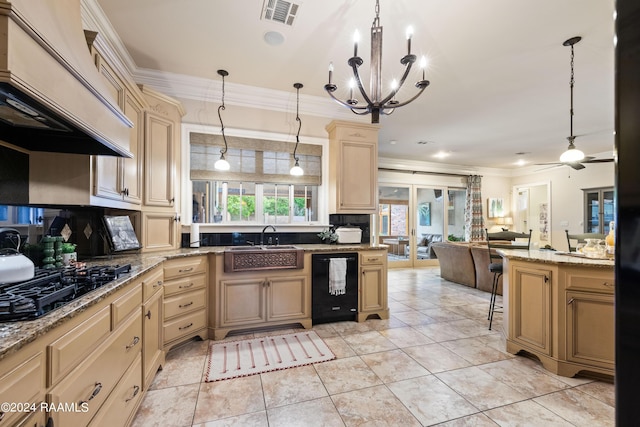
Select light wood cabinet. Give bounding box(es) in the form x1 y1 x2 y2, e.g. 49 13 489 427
141 266 164 390
0 352 45 427
162 256 208 349
326 120 380 214
212 254 311 340
358 250 389 322
139 86 186 252
504 258 614 377
509 264 553 356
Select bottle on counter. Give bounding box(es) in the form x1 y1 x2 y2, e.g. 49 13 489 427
606 221 615 255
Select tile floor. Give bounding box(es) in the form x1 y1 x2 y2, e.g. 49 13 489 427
132 267 615 427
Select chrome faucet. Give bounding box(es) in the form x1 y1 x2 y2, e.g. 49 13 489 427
260 225 276 246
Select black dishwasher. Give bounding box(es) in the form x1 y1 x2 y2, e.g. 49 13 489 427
312 253 358 324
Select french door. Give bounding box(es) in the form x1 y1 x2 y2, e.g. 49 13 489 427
378 185 465 267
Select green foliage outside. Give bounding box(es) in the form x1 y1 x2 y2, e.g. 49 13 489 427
226 195 307 220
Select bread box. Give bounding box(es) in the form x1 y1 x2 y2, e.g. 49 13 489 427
335 226 362 244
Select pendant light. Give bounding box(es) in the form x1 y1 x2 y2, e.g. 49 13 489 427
214 69 230 171
290 82 304 176
559 36 585 163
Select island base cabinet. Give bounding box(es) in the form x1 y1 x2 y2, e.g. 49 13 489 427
509 265 552 356
566 291 615 369
357 251 389 322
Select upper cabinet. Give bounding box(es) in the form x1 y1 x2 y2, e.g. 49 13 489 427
326 120 380 214
92 48 145 205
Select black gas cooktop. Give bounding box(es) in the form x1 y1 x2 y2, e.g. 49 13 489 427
0 264 131 322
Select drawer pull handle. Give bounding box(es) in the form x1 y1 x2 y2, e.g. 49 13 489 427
179 301 194 308
153 280 163 288
145 310 152 319
80 382 103 405
126 336 140 350
568 298 575 305
179 282 194 289
179 322 193 330
603 282 614 287
125 385 140 403
179 267 194 273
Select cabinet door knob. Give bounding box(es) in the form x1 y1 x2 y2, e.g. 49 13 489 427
126 336 140 350
79 382 103 405
145 310 152 319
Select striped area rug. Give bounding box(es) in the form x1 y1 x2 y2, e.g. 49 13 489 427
205 331 336 382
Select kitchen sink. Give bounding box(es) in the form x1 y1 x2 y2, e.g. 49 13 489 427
224 245 304 272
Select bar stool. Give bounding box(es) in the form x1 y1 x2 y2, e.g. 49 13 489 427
485 228 532 330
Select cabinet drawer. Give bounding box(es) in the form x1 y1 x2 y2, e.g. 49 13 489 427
89 355 143 427
164 309 206 343
0 352 45 426
164 273 206 296
164 256 206 280
164 289 206 319
142 266 164 301
48 306 111 386
565 269 614 293
360 251 385 265
47 312 142 427
112 285 142 329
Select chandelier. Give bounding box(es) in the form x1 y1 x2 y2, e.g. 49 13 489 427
559 36 585 163
214 69 230 171
324 0 430 123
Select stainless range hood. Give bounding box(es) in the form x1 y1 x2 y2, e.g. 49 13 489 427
0 0 132 157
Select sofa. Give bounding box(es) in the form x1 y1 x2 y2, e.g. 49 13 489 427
431 241 504 294
404 233 443 259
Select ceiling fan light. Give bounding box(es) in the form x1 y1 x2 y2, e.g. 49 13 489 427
560 146 585 163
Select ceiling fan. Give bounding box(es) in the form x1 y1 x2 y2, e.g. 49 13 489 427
535 36 615 171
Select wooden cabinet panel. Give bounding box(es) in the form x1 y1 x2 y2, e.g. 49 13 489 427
511 265 552 355
164 274 206 296
164 288 206 319
144 113 174 207
112 285 143 329
164 256 207 280
0 352 45 427
267 275 309 321
47 306 111 387
142 212 177 251
219 278 266 327
566 291 615 368
142 266 164 301
143 290 164 389
163 309 207 343
357 250 389 322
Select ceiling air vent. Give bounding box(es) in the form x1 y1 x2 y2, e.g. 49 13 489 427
262 0 299 26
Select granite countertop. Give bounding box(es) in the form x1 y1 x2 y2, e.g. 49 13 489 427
0 244 386 360
497 249 614 268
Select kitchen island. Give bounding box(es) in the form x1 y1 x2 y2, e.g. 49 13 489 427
498 249 614 378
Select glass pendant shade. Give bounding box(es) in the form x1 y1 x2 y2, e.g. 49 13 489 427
214 154 230 171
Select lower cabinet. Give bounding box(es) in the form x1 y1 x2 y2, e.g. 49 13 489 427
358 250 389 322
213 254 311 340
142 266 164 389
505 259 614 377
0 351 46 427
162 256 208 350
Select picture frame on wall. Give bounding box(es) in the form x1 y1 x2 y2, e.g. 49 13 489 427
487 198 504 219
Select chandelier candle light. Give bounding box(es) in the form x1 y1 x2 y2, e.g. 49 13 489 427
214 69 230 171
290 83 304 176
559 36 585 163
324 0 430 123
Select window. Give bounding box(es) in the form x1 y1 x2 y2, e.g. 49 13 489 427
0 205 44 225
189 132 322 224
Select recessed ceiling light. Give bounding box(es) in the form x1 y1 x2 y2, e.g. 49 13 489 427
264 31 285 46
515 159 528 166
389 140 397 145
433 151 450 159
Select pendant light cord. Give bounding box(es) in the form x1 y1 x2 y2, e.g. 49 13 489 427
569 43 575 142
293 83 303 162
217 70 229 156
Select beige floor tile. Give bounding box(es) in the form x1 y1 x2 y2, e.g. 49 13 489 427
360 349 430 383
341 330 398 354
313 356 383 394
365 316 409 331
378 326 434 347
533 388 615 426
267 397 345 427
311 323 339 338
149 354 205 390
193 375 265 424
165 338 209 360
331 385 421 427
191 411 268 427
420 307 467 322
447 303 494 320
388 375 479 425
131 383 199 427
436 413 499 426
261 365 328 408
402 298 440 310
575 380 615 407
436 366 528 411
321 336 357 358
440 337 513 365
403 343 471 373
330 321 373 336
484 400 574 426
388 300 416 313
412 321 472 342
478 358 571 398
391 310 437 326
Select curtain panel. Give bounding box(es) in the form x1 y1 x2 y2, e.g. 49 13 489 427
465 175 484 241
